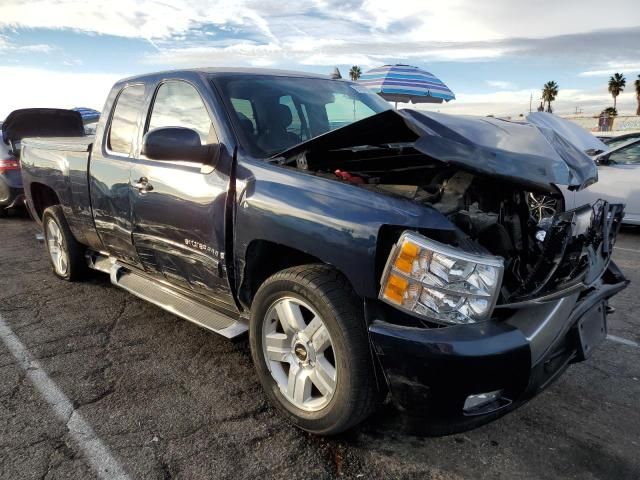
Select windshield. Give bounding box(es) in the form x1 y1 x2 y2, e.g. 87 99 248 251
213 75 392 158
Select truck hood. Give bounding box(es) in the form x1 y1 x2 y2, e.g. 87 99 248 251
525 112 608 156
2 108 85 145
274 109 598 192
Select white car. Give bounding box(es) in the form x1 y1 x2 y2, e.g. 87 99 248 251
570 139 640 224
526 113 640 225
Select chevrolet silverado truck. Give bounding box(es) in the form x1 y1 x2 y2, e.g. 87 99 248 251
20 68 628 435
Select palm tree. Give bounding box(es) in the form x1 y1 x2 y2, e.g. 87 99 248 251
541 81 559 113
349 65 362 82
635 75 640 116
608 73 626 110
348 65 363 118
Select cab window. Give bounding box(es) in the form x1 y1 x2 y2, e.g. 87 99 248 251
148 81 214 144
325 93 376 130
108 84 145 155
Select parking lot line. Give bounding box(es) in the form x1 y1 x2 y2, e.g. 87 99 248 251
607 334 640 348
0 313 131 480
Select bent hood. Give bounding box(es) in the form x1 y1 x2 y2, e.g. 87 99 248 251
526 112 608 155
275 109 598 192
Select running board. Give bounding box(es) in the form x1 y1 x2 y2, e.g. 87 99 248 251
87 254 247 338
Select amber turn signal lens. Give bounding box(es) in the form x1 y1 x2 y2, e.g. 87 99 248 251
394 241 419 273
383 274 409 304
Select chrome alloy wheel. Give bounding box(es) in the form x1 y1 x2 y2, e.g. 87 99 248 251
528 193 558 222
46 220 68 276
262 297 337 412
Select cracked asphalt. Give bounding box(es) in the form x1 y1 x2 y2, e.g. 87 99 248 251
1 212 639 480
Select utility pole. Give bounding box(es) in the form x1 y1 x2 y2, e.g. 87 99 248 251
529 93 532 113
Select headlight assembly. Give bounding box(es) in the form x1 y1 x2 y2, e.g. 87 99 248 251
379 231 504 325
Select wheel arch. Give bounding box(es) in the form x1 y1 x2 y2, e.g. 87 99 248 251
238 239 357 309
30 182 61 220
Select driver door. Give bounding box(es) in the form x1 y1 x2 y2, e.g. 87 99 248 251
130 80 236 309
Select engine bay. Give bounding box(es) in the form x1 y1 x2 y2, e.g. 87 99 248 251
286 145 582 303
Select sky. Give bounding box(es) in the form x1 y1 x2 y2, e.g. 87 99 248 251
0 0 639 119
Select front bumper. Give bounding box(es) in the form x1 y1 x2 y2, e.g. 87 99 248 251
369 262 628 434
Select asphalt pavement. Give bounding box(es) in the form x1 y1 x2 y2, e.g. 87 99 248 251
1 212 639 479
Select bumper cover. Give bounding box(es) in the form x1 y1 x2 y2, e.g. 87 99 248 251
369 262 628 434
0 171 24 208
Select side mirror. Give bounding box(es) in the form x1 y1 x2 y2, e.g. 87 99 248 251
142 127 217 164
596 155 610 166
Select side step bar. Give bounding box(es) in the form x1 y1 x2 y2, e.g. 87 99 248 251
87 253 248 339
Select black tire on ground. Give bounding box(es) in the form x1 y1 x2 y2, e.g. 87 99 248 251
0 207 7 218
42 205 87 281
249 264 379 435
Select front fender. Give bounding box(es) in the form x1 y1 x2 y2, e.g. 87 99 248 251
233 157 455 299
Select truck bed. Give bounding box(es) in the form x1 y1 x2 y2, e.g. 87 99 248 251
20 135 96 246
22 136 93 152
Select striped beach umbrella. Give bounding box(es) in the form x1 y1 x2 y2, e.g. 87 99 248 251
358 64 455 107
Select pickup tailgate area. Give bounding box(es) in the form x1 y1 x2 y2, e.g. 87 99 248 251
21 135 95 245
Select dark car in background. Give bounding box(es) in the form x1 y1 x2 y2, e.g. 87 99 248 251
1 108 86 217
0 130 22 217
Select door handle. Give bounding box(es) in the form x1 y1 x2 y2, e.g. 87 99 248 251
133 177 153 192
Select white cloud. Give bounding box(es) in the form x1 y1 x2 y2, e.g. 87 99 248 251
0 66 122 119
144 38 505 69
485 80 515 89
0 1 276 40
0 34 54 53
16 43 53 53
418 89 639 117
2 0 639 48
579 62 640 77
459 0 640 39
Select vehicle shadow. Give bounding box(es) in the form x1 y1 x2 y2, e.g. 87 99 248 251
2 207 31 220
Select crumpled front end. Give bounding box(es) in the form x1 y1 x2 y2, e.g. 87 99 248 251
271 106 628 433
503 200 624 304
369 200 628 434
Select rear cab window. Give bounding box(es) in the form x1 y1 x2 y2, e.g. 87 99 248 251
230 98 257 135
107 84 146 156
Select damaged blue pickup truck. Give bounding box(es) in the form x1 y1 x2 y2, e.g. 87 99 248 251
19 68 627 435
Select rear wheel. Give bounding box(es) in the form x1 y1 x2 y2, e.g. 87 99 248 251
249 265 378 435
43 206 87 281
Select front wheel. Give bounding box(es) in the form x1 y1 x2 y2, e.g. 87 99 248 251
528 193 559 222
42 205 87 281
249 265 378 435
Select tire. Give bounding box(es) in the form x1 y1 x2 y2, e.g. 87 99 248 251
249 264 378 435
42 205 87 281
0 207 7 218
